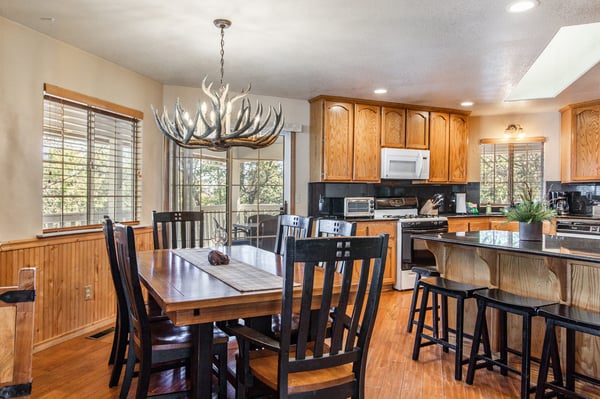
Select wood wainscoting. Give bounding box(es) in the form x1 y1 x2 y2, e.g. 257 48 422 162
0 226 154 352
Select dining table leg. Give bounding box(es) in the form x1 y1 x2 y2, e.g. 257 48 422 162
191 322 214 399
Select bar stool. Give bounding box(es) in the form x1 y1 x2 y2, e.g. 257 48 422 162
411 277 487 380
535 303 600 398
406 265 440 333
465 289 558 399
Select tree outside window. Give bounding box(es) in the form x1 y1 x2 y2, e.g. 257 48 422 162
480 140 545 204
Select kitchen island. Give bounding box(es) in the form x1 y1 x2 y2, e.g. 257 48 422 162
416 230 600 379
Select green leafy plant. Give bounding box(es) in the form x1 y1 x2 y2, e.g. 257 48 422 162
502 185 556 223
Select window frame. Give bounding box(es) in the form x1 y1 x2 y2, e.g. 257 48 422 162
479 136 546 205
42 84 143 232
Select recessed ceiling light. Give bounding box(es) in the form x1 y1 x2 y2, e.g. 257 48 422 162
374 88 387 94
506 0 539 13
460 101 474 107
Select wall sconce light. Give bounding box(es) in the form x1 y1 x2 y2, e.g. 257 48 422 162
504 124 524 137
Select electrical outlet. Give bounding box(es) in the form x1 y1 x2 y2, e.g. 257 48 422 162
84 285 93 300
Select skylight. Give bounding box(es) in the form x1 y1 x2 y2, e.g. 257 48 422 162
505 22 600 101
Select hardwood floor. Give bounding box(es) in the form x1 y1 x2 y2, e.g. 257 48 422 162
26 290 599 398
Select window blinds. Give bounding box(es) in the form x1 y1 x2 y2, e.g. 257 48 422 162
42 94 142 230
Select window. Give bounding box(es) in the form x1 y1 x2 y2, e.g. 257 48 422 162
42 84 142 231
480 138 545 204
169 134 290 246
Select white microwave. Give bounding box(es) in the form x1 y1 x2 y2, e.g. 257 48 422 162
380 148 430 180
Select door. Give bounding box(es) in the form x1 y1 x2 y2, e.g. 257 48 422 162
406 110 429 149
449 113 469 183
323 101 354 181
381 106 406 148
428 112 450 182
353 104 381 182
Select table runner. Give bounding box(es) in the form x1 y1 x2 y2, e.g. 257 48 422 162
172 248 284 292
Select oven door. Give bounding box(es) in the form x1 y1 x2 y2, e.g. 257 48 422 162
400 226 447 270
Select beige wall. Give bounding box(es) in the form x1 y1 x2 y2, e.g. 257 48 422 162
0 17 164 241
468 112 562 183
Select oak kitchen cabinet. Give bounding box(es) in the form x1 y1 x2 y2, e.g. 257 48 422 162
447 216 491 232
310 95 470 183
381 106 406 148
428 112 469 183
309 99 380 182
355 220 396 287
405 109 429 149
449 217 554 235
561 100 600 182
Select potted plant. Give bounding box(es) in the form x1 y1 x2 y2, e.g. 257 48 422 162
502 185 556 241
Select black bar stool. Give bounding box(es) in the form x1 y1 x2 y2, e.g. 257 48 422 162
406 265 441 333
535 303 600 398
412 277 487 381
465 289 558 399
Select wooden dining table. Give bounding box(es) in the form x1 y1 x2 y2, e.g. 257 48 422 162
136 244 307 399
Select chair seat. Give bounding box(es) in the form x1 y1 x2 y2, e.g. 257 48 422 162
248 346 354 394
474 289 556 314
537 303 600 331
149 321 229 347
420 277 486 297
411 265 440 277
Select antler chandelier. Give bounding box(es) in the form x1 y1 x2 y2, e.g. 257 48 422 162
152 19 284 150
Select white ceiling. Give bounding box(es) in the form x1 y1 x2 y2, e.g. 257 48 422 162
1 0 600 116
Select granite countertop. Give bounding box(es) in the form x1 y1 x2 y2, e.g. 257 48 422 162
415 230 600 264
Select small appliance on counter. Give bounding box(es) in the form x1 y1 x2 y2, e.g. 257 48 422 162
343 197 375 218
455 192 467 214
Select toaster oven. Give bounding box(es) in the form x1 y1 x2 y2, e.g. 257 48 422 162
344 197 375 218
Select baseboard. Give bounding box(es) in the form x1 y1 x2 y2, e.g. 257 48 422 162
33 318 114 353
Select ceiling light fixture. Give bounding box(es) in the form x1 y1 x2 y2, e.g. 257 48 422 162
504 124 524 137
374 88 387 94
460 101 474 107
152 19 284 150
506 0 539 13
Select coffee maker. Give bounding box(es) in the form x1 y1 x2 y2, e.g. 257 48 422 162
547 191 569 215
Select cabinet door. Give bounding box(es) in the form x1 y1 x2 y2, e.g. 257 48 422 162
469 219 490 232
448 114 469 183
323 101 354 181
572 106 600 180
490 218 518 232
447 219 469 233
381 106 406 148
405 110 429 149
355 221 396 287
353 104 381 182
428 112 450 182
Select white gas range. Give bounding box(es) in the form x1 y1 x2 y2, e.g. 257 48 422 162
374 197 448 290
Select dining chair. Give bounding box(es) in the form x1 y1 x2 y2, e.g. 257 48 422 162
103 217 132 388
113 223 229 399
273 214 313 255
152 210 204 249
315 219 356 238
227 234 389 398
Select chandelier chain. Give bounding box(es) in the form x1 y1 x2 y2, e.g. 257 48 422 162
220 25 225 87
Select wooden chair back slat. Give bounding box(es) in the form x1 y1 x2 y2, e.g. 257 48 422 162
152 210 205 249
315 219 356 237
274 214 313 255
